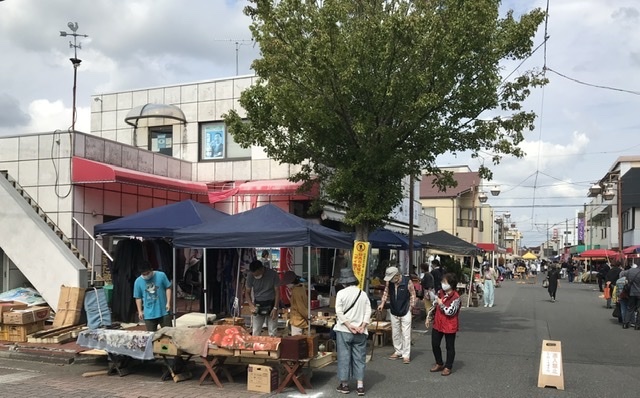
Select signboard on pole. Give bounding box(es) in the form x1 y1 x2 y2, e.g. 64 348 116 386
537 340 564 390
352 241 370 290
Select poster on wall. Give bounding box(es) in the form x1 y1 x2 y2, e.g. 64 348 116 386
201 122 225 160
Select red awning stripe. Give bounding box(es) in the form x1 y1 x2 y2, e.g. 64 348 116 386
72 157 208 195
235 179 319 196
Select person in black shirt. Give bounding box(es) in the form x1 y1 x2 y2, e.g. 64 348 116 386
431 259 444 293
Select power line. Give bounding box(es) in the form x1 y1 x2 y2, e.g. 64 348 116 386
544 67 640 96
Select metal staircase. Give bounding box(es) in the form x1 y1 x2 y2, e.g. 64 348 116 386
0 171 91 270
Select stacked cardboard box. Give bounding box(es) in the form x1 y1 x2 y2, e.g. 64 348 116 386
1 306 49 342
0 302 29 341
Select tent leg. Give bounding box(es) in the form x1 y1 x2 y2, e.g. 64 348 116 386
203 248 208 324
308 246 311 337
172 248 177 326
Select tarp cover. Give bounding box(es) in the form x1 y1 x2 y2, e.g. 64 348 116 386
84 287 112 329
366 228 422 250
414 230 480 255
173 204 353 249
94 199 228 238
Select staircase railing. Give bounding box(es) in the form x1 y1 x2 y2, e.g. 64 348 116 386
72 217 112 286
0 170 91 272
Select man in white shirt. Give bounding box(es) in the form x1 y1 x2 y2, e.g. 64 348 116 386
334 268 371 396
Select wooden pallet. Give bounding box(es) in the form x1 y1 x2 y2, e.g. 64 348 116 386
27 324 86 344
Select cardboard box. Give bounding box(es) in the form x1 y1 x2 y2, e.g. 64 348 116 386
247 364 279 393
3 306 51 325
0 302 28 322
53 286 86 327
153 337 179 356
4 321 45 342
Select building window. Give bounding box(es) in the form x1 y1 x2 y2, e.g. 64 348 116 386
200 121 251 161
149 126 173 156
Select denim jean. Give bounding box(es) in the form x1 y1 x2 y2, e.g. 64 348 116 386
336 331 367 382
252 313 278 336
483 280 495 306
619 300 628 323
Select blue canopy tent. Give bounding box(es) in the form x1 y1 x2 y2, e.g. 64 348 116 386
94 199 228 238
367 228 422 250
93 199 229 324
173 204 353 334
173 204 353 249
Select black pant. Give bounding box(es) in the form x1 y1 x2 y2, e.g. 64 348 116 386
431 328 456 369
144 314 172 331
624 296 639 326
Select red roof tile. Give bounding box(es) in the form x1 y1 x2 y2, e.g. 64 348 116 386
420 171 480 199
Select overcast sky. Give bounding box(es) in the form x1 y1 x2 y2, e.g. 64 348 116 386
1 0 638 247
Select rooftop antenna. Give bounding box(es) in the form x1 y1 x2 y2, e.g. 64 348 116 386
60 22 88 133
212 39 253 75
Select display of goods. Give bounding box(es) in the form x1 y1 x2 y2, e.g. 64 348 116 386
208 325 281 351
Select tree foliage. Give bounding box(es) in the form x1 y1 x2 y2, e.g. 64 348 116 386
224 0 547 239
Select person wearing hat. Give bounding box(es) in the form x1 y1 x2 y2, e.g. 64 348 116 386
334 268 371 396
282 271 308 336
377 266 416 364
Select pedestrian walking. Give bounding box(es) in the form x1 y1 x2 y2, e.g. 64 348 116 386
482 264 497 307
420 263 435 317
622 264 640 329
427 272 461 376
547 264 560 302
377 266 416 364
334 268 371 396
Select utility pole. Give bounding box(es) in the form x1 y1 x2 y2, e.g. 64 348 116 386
212 39 253 75
408 175 414 274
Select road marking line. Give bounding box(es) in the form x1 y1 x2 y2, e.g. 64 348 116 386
0 372 40 384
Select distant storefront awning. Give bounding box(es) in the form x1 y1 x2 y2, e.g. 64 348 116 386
72 157 208 195
476 243 507 253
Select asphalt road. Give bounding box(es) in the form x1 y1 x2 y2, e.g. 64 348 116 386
0 275 638 398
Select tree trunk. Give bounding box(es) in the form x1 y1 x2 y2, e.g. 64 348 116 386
355 223 370 242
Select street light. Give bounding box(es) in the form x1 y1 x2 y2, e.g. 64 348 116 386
59 21 88 133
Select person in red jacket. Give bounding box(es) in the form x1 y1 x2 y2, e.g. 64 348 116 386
427 272 461 376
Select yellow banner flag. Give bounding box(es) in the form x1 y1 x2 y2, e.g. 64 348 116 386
352 241 370 290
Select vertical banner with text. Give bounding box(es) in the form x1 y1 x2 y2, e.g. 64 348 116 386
352 241 370 290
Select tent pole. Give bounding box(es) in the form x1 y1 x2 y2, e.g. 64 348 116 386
330 249 337 298
234 249 242 318
172 247 177 326
308 246 312 337
203 248 208 324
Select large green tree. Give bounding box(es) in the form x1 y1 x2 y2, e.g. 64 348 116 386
224 0 546 240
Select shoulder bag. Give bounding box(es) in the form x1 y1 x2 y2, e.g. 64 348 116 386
621 271 640 299
330 290 362 340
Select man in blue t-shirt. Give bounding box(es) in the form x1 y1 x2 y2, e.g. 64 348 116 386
134 262 172 331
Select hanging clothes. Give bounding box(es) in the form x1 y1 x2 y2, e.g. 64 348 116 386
111 239 145 322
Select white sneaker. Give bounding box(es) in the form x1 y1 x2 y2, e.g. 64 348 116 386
489 304 493 307
484 304 488 307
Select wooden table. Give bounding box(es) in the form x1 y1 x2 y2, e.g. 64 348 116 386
199 354 235 388
157 353 193 382
276 358 312 394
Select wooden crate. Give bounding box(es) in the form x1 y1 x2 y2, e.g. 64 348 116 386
235 349 280 359
53 286 86 327
5 321 45 343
